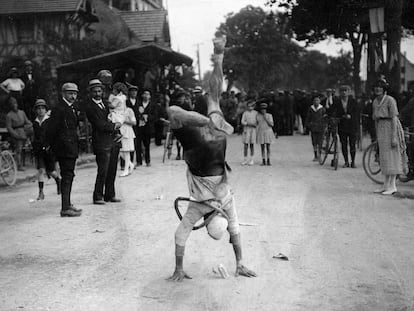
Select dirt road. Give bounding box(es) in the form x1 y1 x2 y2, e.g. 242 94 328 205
1 135 413 311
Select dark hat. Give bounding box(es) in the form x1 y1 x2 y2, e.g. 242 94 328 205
128 84 138 91
339 85 351 91
373 78 389 90
8 67 18 75
259 102 268 109
88 79 104 90
34 99 48 109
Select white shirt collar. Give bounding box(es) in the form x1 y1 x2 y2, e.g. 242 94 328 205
311 104 323 112
92 98 103 104
35 114 50 125
62 97 73 107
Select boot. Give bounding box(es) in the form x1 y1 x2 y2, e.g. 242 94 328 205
312 151 318 161
261 159 266 166
55 177 61 195
37 182 45 200
267 159 271 166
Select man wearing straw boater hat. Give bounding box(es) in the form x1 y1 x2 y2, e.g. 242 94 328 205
85 78 122 205
167 34 256 281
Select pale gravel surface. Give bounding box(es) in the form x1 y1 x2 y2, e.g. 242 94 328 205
0 135 413 311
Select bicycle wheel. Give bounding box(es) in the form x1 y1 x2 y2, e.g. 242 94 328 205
362 142 382 184
1 150 17 186
319 130 330 165
333 135 339 170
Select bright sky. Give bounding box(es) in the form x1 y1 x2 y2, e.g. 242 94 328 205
167 0 414 77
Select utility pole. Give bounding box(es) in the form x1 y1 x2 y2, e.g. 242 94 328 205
195 43 202 81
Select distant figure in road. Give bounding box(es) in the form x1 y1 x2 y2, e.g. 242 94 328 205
135 89 156 166
46 83 82 217
332 85 360 168
372 79 408 195
167 34 256 282
256 102 274 166
32 99 61 200
306 95 326 162
240 100 258 165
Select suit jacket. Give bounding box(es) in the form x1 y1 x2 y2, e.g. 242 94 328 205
85 98 116 154
128 100 157 131
21 71 39 100
46 99 79 159
332 97 360 134
322 96 336 116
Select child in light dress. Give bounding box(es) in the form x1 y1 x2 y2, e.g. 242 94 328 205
108 83 136 176
241 100 258 165
256 102 274 166
108 83 129 142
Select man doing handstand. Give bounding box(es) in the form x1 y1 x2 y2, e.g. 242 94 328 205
167 34 256 281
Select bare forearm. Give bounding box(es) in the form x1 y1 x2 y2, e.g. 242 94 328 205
167 106 209 129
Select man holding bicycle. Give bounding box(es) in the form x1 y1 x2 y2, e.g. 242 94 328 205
332 85 360 168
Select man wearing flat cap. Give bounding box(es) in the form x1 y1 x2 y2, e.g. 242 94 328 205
46 82 82 217
85 78 122 205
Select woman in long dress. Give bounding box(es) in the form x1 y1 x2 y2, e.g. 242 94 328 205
372 79 408 195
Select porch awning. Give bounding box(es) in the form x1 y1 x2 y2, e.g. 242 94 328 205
56 43 193 73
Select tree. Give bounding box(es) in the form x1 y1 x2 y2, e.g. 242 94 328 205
266 0 414 96
175 66 198 90
216 5 303 91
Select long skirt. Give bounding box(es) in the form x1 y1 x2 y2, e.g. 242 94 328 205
377 119 403 175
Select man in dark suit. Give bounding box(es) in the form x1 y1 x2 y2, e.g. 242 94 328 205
332 85 360 168
322 88 336 116
46 83 82 217
134 89 156 166
21 60 39 120
85 79 122 205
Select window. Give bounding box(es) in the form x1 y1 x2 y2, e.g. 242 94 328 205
17 18 34 43
112 0 130 10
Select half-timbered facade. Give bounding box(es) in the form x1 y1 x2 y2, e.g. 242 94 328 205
0 0 98 65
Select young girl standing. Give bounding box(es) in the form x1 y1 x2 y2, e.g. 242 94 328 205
256 103 274 166
305 95 326 161
241 100 258 165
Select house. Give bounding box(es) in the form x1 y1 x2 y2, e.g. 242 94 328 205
401 52 414 92
119 10 170 46
0 0 98 65
104 0 163 11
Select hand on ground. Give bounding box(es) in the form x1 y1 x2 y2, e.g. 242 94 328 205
167 269 192 282
235 264 257 278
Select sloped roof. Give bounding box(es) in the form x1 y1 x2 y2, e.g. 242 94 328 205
119 10 169 44
0 0 83 15
56 43 192 73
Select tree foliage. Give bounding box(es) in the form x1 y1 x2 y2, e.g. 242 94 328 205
217 5 302 91
266 0 414 95
216 5 353 92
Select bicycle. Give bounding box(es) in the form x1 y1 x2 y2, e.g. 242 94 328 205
0 141 17 186
319 117 340 170
363 126 414 184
